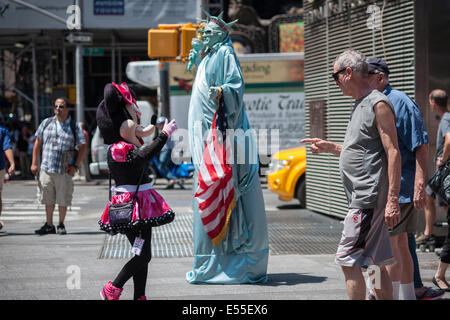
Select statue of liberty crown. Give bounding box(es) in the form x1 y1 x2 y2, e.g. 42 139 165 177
199 6 238 32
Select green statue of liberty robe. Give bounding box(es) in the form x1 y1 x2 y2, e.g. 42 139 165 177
186 12 269 284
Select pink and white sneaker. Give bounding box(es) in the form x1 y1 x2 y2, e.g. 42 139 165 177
100 281 123 300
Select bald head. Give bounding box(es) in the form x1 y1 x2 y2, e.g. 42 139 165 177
429 89 448 109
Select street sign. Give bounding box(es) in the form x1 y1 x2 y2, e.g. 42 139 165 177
83 47 104 56
65 32 93 44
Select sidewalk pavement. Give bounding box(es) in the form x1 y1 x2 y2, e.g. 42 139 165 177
1 214 448 301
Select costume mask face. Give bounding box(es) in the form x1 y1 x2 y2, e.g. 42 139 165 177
201 22 225 49
197 8 238 50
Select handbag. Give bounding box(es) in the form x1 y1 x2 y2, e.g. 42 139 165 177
108 168 145 227
428 159 450 206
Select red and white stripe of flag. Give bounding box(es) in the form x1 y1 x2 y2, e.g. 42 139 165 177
195 114 236 246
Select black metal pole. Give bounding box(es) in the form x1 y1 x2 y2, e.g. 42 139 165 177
159 62 170 118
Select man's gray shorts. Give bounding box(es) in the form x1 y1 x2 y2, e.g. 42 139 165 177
335 207 394 269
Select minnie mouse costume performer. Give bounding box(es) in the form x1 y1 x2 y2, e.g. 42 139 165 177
96 82 177 300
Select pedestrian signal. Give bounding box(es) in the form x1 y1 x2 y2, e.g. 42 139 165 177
148 23 201 62
180 24 197 58
148 26 178 59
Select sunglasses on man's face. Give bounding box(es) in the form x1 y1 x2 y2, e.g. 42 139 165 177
331 67 348 82
55 104 66 109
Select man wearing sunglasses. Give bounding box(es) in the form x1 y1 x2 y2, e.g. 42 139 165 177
302 50 401 300
31 97 86 235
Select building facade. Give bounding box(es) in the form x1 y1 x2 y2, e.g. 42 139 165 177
303 0 450 232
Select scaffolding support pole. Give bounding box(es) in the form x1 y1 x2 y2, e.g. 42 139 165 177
75 44 84 123
75 0 84 123
31 39 39 129
62 43 67 85
111 34 116 83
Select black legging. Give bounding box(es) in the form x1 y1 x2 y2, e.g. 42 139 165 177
440 209 450 264
112 227 152 299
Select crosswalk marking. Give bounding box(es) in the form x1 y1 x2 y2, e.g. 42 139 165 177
0 198 81 221
98 213 194 259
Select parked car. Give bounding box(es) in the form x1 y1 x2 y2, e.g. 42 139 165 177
89 100 155 176
266 146 306 207
89 126 109 175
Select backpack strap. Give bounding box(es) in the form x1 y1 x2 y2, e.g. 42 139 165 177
69 118 78 150
41 117 54 146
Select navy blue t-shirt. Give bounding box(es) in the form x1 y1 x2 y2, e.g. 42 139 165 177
384 85 429 203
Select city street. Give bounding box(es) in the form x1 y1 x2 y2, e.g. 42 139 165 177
0 177 447 301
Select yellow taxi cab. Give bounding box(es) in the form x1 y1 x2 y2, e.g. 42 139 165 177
267 146 306 207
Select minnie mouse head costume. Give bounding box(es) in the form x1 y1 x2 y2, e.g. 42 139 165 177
96 82 157 147
96 82 177 234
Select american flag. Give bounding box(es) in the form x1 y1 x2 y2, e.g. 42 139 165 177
195 100 236 246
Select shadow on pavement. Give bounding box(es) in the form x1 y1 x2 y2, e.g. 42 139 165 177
276 204 302 210
261 273 327 286
0 231 104 237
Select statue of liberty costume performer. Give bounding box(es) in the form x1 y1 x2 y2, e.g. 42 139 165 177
186 9 269 284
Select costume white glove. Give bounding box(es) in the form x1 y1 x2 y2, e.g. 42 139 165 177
208 86 220 100
162 119 178 137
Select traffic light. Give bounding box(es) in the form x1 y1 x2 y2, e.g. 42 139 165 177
148 23 200 61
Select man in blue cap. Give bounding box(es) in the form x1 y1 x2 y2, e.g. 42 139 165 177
367 57 444 300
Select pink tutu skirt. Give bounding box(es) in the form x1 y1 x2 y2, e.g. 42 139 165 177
98 188 175 235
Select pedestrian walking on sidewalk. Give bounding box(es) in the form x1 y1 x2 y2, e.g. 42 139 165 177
97 83 176 300
0 115 15 231
30 97 86 235
366 57 444 300
302 50 401 300
425 89 450 292
17 122 33 179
